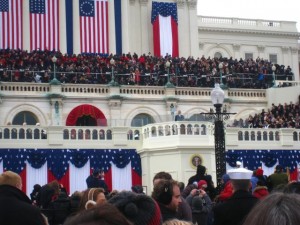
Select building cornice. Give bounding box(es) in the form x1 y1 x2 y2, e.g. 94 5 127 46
198 27 300 38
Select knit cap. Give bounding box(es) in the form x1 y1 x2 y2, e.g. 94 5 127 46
108 191 162 225
192 196 203 213
198 180 207 189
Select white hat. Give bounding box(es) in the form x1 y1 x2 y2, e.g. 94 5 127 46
236 161 242 166
227 168 253 180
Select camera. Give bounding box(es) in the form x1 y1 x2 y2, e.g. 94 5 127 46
196 189 200 195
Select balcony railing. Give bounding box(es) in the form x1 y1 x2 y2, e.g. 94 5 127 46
1 123 299 150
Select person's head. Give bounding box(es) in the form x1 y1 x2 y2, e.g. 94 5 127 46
283 182 300 194
108 191 162 225
152 179 182 212
198 180 207 190
178 182 185 192
275 165 283 173
64 203 134 225
191 196 203 212
48 180 60 195
227 168 252 192
79 188 107 211
0 171 22 190
256 168 264 177
221 174 230 184
243 192 300 225
196 165 206 176
153 171 173 186
162 219 193 225
131 185 144 194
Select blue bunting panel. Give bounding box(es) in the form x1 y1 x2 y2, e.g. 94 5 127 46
0 148 141 180
226 149 300 172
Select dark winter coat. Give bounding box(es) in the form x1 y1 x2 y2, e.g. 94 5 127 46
213 190 259 225
0 184 46 225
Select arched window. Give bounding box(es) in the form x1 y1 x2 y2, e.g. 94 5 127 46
12 111 38 125
189 114 206 121
131 113 154 127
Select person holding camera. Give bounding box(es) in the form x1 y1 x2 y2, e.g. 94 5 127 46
186 187 213 225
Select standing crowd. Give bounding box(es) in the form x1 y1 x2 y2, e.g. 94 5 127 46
1 161 300 225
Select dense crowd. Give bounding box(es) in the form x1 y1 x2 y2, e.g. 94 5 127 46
1 164 300 225
230 96 300 129
0 49 294 88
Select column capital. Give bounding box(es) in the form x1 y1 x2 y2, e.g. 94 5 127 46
176 0 186 8
187 0 197 9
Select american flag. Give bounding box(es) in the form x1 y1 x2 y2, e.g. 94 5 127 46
79 0 109 54
29 0 59 51
0 0 22 49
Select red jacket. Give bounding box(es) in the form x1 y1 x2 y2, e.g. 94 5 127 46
218 181 233 202
253 186 269 199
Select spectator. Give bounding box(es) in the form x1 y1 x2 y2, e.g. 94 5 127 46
213 168 259 225
152 179 182 222
0 171 47 225
153 172 192 222
109 191 162 225
78 188 106 212
186 188 213 225
243 192 300 225
267 165 288 192
64 203 134 225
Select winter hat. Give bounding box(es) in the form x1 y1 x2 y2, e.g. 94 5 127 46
108 191 162 225
228 168 253 180
198 180 207 189
222 174 230 184
256 168 264 176
192 196 203 213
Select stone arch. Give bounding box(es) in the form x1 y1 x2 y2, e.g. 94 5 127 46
5 104 48 125
206 44 234 59
124 107 162 127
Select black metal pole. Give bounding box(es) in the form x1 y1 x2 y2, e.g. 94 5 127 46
214 103 226 191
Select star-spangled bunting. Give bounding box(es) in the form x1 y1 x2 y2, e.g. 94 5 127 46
151 1 178 24
0 148 141 180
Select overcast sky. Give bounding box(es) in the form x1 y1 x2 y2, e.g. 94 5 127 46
197 0 300 32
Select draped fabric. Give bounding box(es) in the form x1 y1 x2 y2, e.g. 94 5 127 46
66 104 107 126
0 148 142 197
226 150 300 177
151 1 179 57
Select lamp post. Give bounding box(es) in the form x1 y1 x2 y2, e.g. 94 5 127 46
170 103 176 121
201 83 236 191
50 56 61 85
272 64 276 87
165 60 175 88
108 58 119 86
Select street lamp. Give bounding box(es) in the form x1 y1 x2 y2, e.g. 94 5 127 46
165 60 175 88
108 58 119 86
50 56 61 85
170 103 176 121
201 83 235 191
272 64 276 88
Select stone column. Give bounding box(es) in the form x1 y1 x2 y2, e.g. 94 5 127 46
187 0 198 57
140 0 150 54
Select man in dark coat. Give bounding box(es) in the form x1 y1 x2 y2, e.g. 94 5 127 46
0 171 46 225
213 168 259 225
86 169 108 193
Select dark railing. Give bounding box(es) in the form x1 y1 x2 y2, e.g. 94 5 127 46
0 69 294 89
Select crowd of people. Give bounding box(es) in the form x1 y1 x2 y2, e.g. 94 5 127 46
0 49 294 88
230 96 300 129
1 162 300 225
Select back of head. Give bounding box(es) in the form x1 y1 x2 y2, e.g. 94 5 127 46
191 196 203 212
0 171 22 189
275 165 283 173
196 165 206 176
109 191 162 225
152 179 175 206
162 219 193 225
243 192 300 225
153 171 172 183
64 203 134 225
